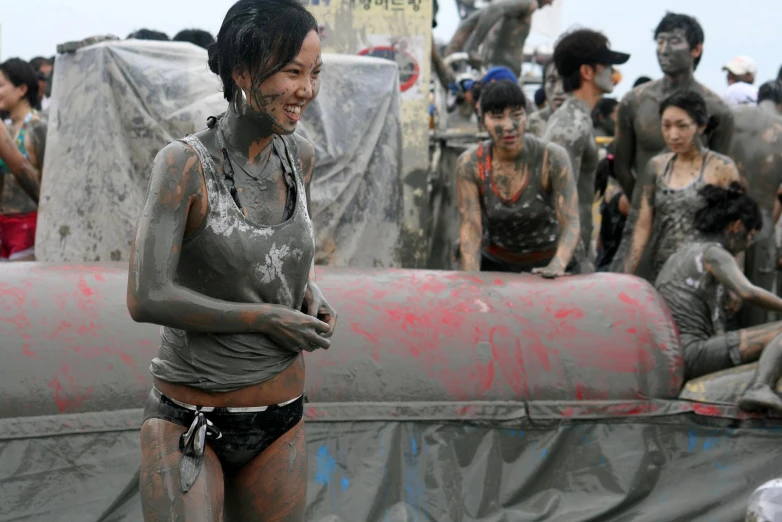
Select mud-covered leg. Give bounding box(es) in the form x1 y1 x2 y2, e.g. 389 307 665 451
224 419 308 522
739 331 782 413
140 419 225 522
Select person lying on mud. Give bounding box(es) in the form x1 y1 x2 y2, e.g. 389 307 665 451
127 0 336 519
456 80 580 277
621 90 740 281
656 183 782 413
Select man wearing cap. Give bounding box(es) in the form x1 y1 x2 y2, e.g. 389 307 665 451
729 80 782 326
723 55 758 106
542 29 630 262
448 0 555 78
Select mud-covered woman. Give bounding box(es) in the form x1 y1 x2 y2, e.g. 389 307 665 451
456 80 580 277
127 0 336 519
656 183 782 413
0 58 47 261
621 90 740 280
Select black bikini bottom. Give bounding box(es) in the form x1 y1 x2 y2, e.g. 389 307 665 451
142 387 304 490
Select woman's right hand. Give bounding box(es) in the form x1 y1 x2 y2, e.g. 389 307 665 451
263 307 332 353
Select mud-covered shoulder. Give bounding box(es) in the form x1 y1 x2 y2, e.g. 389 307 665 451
706 150 741 185
293 133 315 182
148 139 205 210
542 139 573 174
456 143 482 183
699 82 732 116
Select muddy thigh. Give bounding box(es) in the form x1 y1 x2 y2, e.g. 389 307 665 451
224 419 308 522
140 418 225 522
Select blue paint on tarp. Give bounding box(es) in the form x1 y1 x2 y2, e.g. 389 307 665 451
314 444 336 486
508 429 525 438
341 477 349 491
688 431 696 452
411 437 418 456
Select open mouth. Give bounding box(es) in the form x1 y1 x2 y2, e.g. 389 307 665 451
284 104 302 122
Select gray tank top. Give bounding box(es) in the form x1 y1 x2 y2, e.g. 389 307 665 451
477 138 560 263
655 241 726 343
651 152 709 280
149 131 315 392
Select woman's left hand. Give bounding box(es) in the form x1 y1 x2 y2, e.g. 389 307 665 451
303 282 338 338
532 261 567 279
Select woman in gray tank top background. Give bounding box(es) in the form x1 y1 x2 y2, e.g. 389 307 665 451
655 183 782 413
127 0 335 519
621 90 741 281
456 80 581 278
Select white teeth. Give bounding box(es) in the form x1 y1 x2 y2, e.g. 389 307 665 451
284 105 301 115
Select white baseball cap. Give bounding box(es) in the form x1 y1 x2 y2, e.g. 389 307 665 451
722 56 757 76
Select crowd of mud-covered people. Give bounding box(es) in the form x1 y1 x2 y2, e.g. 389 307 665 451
432 5 782 416
2 0 782 518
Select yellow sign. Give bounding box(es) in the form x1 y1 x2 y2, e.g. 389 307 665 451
307 0 433 266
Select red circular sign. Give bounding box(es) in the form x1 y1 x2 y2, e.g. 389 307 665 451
358 46 420 92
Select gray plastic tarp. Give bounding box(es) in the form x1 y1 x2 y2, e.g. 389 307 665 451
2 264 782 520
36 39 403 267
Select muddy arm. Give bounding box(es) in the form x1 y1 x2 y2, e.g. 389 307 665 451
127 141 324 344
614 96 636 197
296 135 337 335
463 0 539 55
431 37 456 88
0 121 41 203
705 245 782 313
542 143 580 272
622 159 656 274
457 150 483 271
445 9 482 56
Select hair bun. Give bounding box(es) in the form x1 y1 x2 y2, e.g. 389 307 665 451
726 180 746 199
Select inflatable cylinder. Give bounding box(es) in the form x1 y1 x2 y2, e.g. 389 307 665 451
0 264 683 419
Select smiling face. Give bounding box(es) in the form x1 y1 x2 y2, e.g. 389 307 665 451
484 105 526 152
656 28 699 75
235 30 322 134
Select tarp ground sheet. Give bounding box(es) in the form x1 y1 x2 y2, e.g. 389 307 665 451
36 40 403 267
2 405 782 521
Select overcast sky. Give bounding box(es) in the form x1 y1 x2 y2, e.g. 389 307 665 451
2 0 781 98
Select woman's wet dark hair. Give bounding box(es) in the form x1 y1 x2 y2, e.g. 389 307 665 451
208 0 318 102
479 80 527 117
695 182 762 236
0 58 39 109
659 90 718 135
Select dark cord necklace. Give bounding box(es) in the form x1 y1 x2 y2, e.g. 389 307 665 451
207 115 296 218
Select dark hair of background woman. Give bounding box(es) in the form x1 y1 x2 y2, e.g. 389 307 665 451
694 182 762 236
208 0 318 102
0 58 40 109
